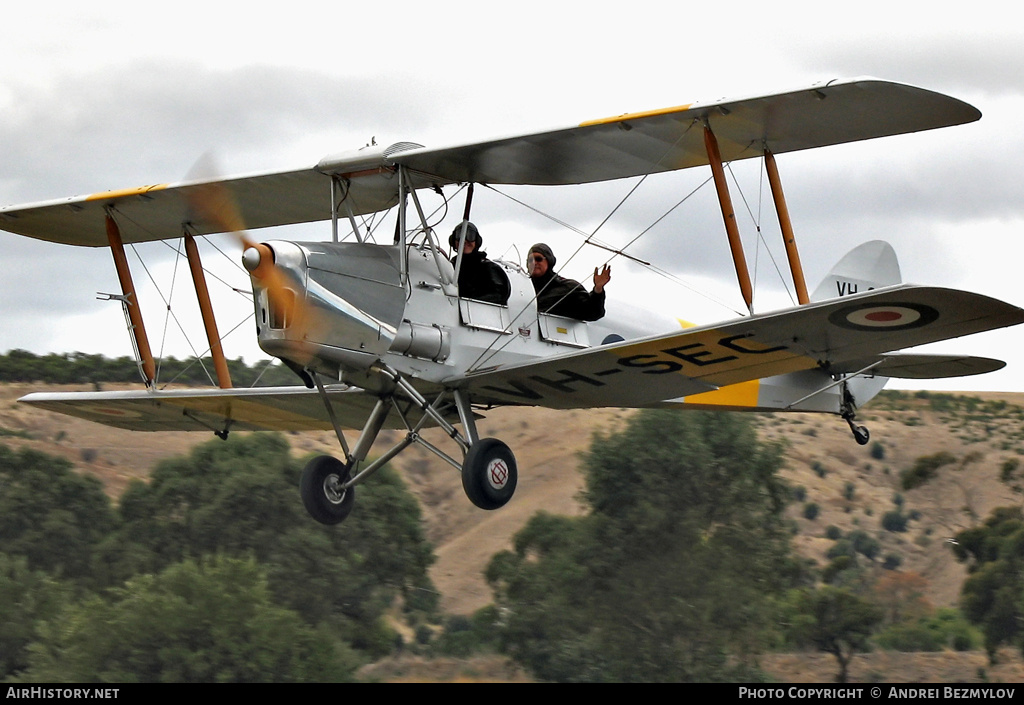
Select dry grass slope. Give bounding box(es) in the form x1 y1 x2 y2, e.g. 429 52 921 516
4 383 1024 682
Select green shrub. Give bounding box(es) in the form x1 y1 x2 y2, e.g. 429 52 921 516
843 482 856 501
1001 459 1019 484
900 451 956 490
848 530 880 561
876 609 980 652
882 553 902 570
881 511 908 533
827 540 855 560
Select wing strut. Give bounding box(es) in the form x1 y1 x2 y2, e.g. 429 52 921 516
105 213 156 386
764 149 810 305
704 124 754 314
452 183 476 286
183 233 232 389
330 176 365 244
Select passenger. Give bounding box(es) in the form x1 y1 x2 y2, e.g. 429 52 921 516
450 222 511 305
528 243 610 321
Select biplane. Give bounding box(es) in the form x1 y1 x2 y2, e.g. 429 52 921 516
2 77 1021 524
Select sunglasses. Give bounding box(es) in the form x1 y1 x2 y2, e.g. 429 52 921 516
530 254 546 262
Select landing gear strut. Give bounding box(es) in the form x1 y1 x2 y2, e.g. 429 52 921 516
840 380 870 446
300 365 518 524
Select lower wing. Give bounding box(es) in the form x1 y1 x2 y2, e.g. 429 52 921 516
18 385 406 433
19 285 1023 430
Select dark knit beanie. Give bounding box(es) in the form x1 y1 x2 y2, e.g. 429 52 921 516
529 242 556 269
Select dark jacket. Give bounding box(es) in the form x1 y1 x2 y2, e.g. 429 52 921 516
532 269 605 321
454 250 511 305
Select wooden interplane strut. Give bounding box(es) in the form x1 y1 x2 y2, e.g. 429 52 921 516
105 214 156 386
184 234 232 389
764 149 809 305
703 124 754 314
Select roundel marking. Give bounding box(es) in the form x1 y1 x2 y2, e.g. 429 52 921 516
487 458 509 490
828 302 939 332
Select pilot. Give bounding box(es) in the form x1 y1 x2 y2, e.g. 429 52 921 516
450 222 511 305
528 243 610 321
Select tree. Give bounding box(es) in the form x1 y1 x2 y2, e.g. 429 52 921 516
0 553 68 680
788 586 882 683
17 557 357 682
952 506 1024 660
487 410 802 682
0 445 117 586
0 349 298 386
98 433 437 655
874 571 932 626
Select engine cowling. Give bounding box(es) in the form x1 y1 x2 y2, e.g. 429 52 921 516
247 240 407 377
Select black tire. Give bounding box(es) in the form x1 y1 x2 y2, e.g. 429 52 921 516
853 426 870 446
461 438 517 510
300 455 355 525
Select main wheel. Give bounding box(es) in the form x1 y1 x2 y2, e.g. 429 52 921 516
300 455 355 525
461 438 517 510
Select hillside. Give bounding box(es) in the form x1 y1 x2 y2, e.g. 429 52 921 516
3 382 1024 680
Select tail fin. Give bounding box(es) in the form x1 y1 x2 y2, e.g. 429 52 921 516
810 240 902 431
810 240 901 302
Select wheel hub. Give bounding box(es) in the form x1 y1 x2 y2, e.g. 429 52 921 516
486 458 510 490
323 474 348 504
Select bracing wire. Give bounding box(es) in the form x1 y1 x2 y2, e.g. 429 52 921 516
464 138 813 371
128 242 216 387
726 160 798 309
113 209 276 387
154 237 184 385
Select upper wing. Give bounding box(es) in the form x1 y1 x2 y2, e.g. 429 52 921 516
455 285 1024 409
0 78 978 247
395 77 980 186
0 144 422 247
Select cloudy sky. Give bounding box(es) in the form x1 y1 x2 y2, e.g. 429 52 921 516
2 2 1022 392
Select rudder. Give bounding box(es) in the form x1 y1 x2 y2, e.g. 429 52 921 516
810 240 901 302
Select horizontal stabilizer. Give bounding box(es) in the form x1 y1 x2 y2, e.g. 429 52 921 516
831 353 1006 379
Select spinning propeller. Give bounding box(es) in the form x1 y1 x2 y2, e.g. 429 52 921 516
184 166 316 366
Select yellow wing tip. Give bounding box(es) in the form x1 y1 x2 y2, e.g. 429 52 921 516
580 103 694 128
86 184 169 202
